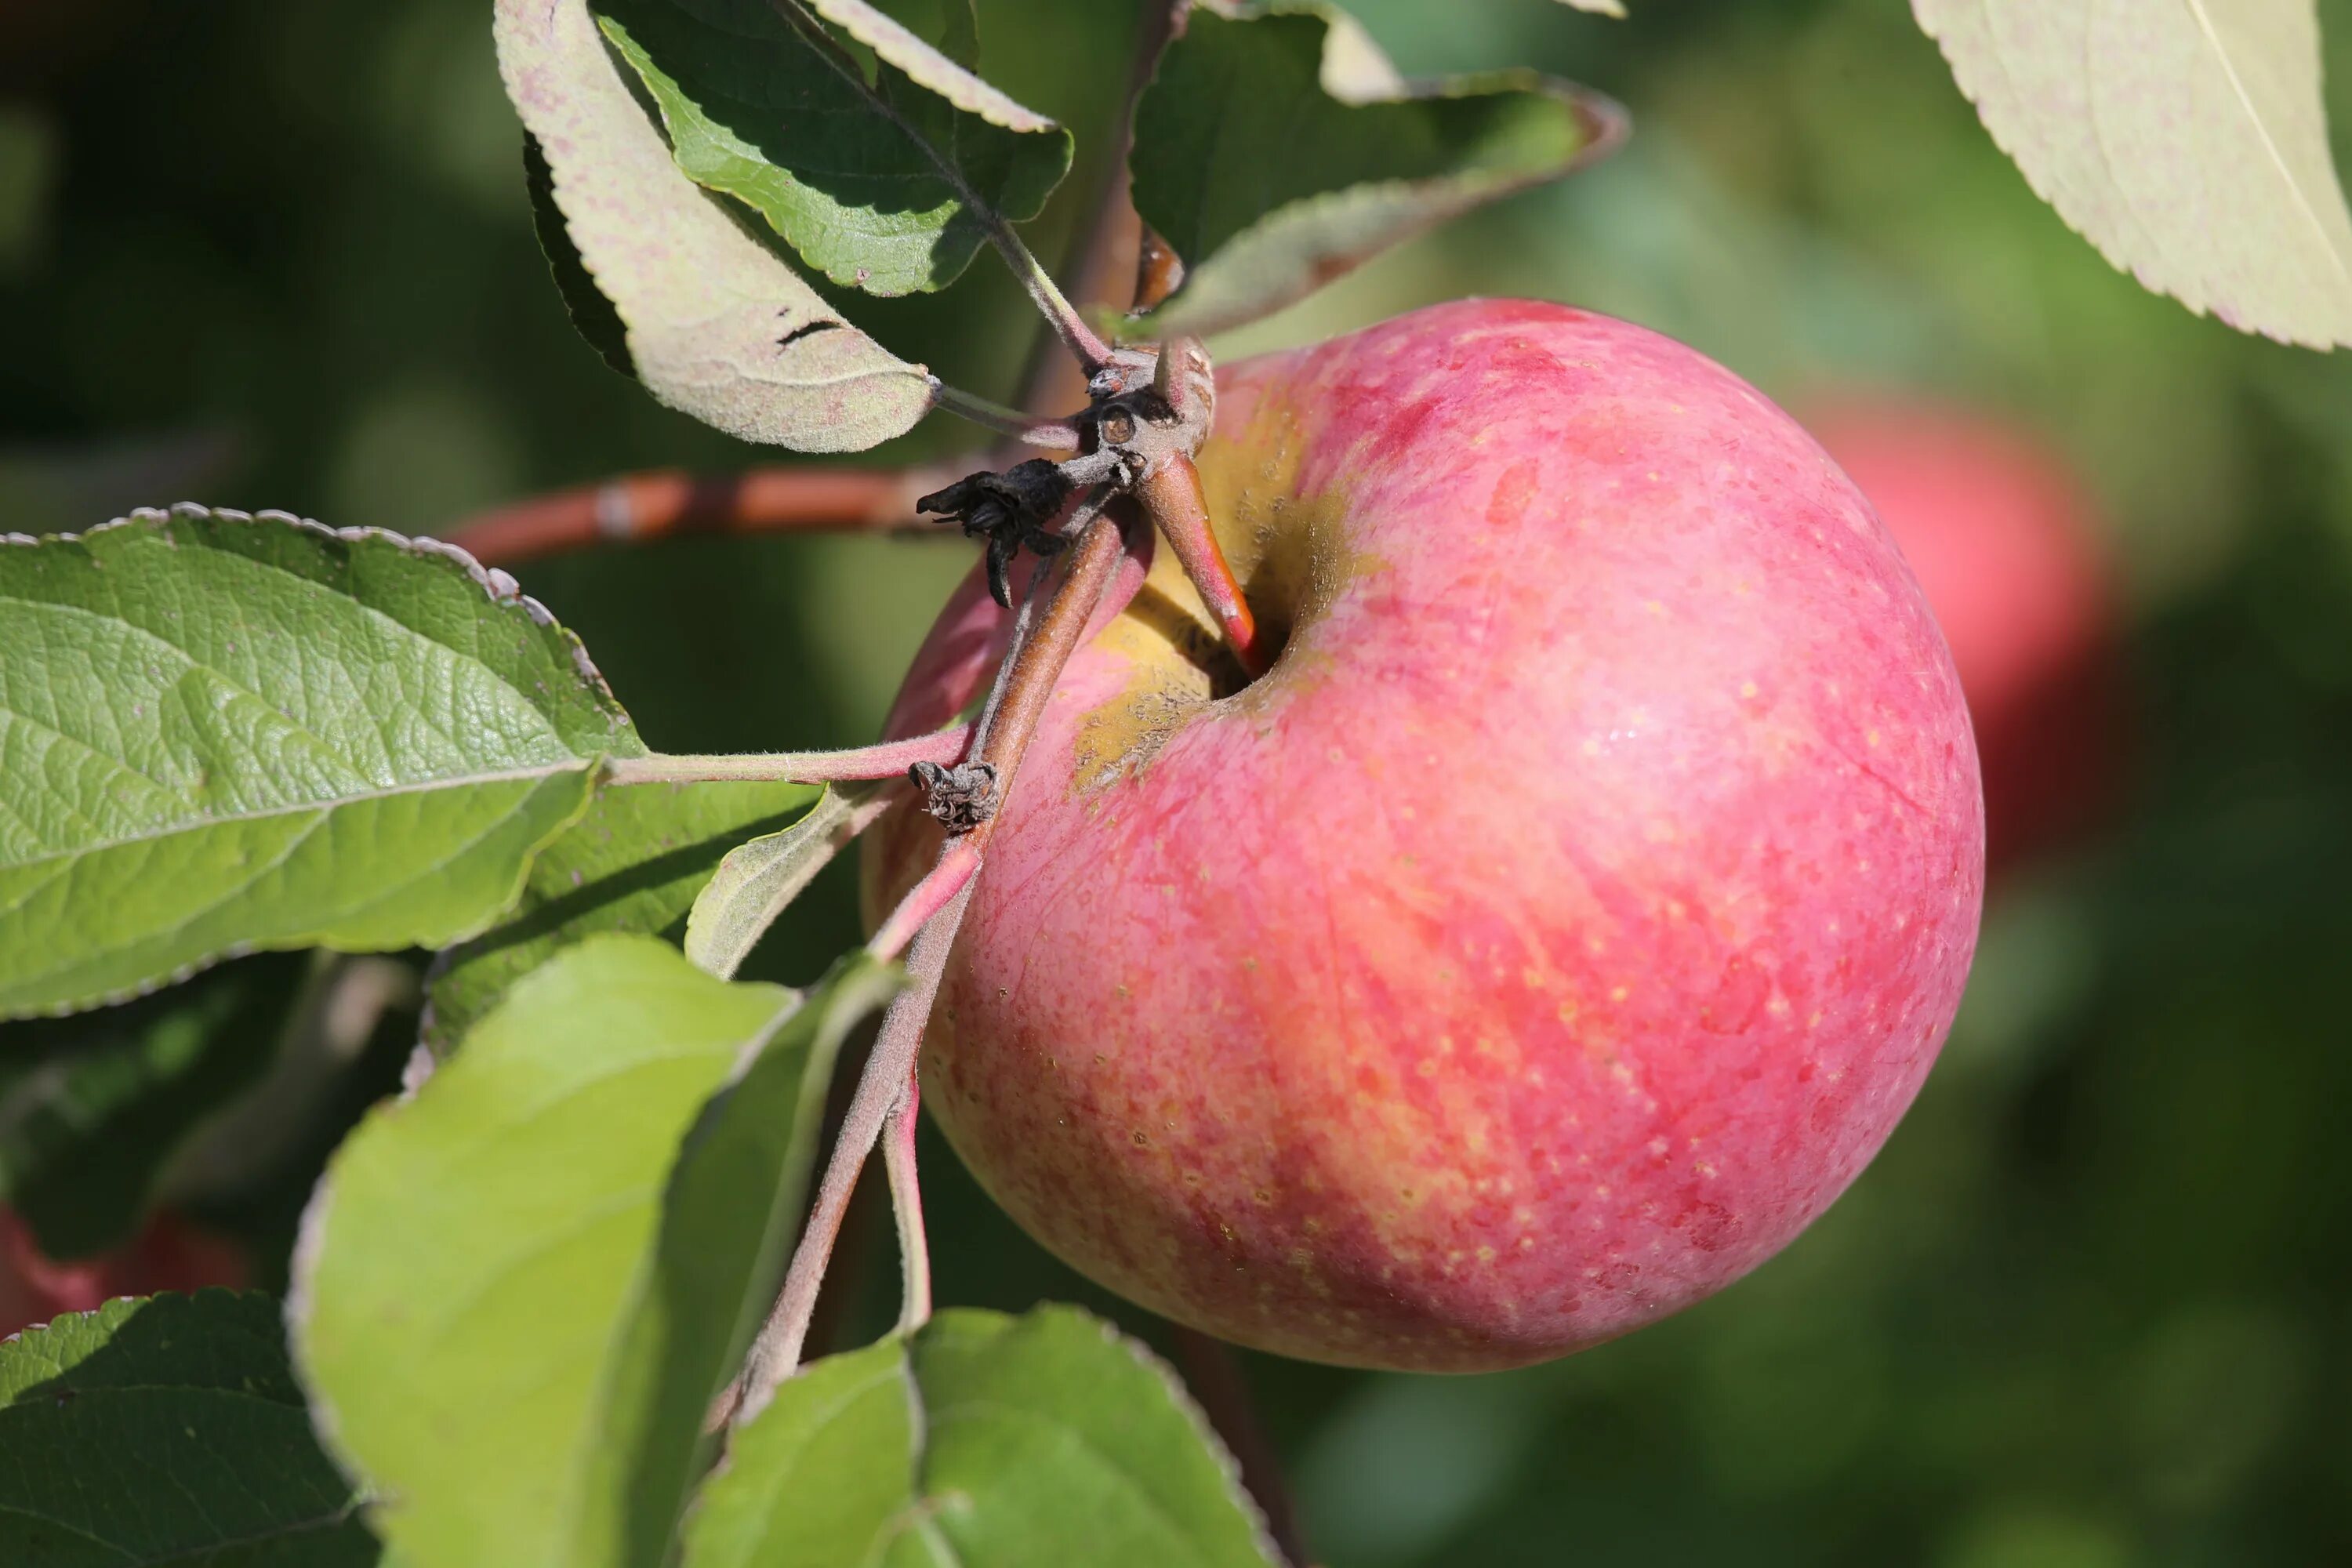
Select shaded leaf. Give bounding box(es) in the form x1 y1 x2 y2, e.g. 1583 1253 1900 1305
495 0 938 448
593 0 1071 297
525 132 636 378
1129 1 1623 338
294 935 901 1568
426 777 822 1054
806 0 1015 120
684 783 883 980
0 1291 379 1565
1914 0 2352 349
0 507 638 1020
683 1305 1279 1568
0 953 308 1257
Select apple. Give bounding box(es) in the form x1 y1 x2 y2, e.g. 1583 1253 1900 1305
1806 399 2123 872
1 1208 249 1337
866 300 1984 1372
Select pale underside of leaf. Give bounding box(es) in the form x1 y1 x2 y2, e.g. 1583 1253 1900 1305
494 0 937 448
1913 0 2352 348
684 782 886 978
1558 0 1626 15
806 0 1051 129
0 507 637 1018
1131 3 1625 339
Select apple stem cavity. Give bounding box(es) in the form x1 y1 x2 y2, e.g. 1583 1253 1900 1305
1144 452 1261 672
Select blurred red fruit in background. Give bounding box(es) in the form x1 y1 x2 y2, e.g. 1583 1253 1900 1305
1810 399 2127 872
0 1209 249 1337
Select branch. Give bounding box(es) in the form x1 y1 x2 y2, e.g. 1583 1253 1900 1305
604 726 972 787
733 504 1133 1421
445 464 943 568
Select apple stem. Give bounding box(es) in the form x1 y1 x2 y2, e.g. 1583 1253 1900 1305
930 384 1085 449
733 508 1134 1423
1168 1327 1312 1568
604 725 975 789
883 1068 931 1337
1141 454 1261 673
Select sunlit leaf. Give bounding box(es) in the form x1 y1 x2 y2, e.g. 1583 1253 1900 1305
0 507 638 1020
294 935 901 1568
1914 0 2352 348
1129 1 1623 339
0 1292 380 1564
683 1305 1279 1568
426 778 822 1054
495 0 938 448
592 0 1071 297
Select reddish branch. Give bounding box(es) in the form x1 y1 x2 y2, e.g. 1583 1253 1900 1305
445 463 949 568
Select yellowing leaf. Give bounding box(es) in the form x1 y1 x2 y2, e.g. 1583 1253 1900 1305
495 0 938 448
1915 0 2352 348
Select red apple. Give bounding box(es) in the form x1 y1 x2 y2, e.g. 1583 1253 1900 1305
1807 399 2123 871
868 301 1984 1372
1 1208 249 1337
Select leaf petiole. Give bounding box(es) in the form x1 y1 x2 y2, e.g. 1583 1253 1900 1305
604 727 972 788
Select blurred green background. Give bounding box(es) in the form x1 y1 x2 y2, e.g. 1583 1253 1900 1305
7 1 2352 1563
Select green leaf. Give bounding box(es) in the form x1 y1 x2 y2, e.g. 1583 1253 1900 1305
495 0 938 449
1557 0 1625 14
683 1305 1279 1568
0 507 639 1020
0 1291 380 1565
683 783 881 980
0 953 307 1257
426 778 822 1054
294 935 902 1568
1914 0 2352 349
1128 1 1623 339
592 0 1072 297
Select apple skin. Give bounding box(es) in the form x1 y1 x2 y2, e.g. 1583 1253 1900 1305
868 300 1984 1372
1807 401 2122 872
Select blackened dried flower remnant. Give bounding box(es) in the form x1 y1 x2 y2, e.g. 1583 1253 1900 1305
918 459 1076 608
910 760 1000 831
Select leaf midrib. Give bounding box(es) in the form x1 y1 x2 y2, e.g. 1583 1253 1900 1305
2178 0 2352 289
0 762 593 879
